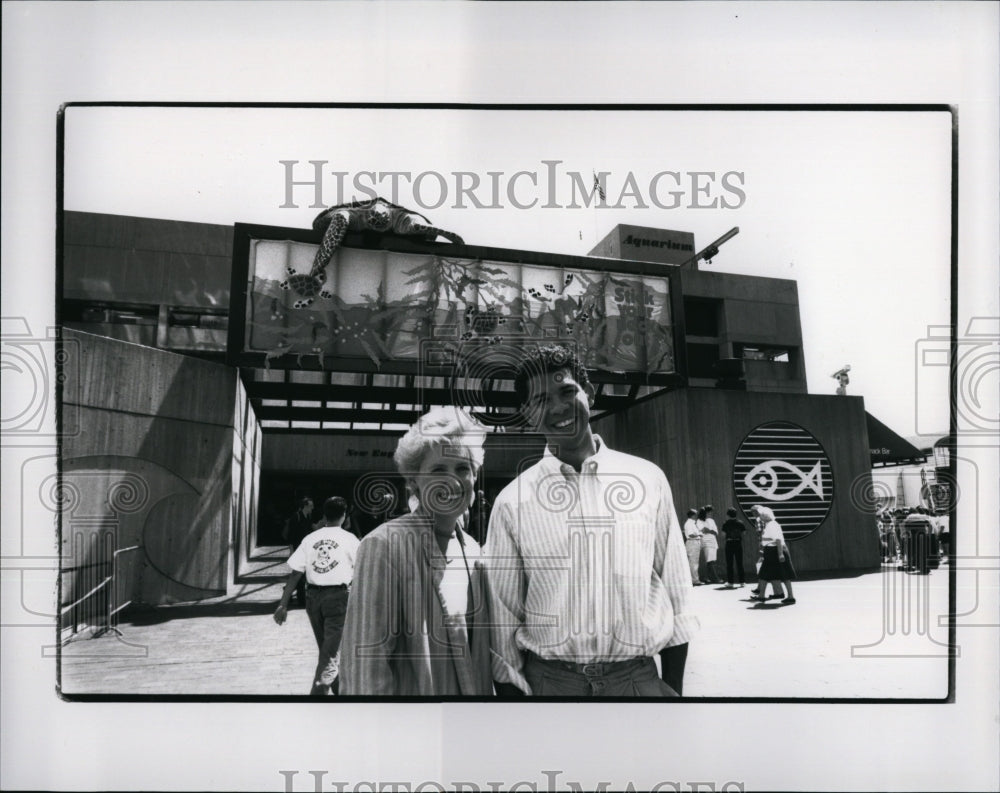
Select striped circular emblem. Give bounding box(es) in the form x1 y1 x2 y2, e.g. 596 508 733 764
733 421 833 541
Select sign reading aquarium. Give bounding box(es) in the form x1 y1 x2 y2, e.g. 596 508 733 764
241 239 675 374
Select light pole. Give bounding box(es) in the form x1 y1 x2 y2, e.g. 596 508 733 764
678 226 740 269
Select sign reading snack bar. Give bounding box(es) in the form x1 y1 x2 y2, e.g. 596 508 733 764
732 421 834 541
242 240 674 374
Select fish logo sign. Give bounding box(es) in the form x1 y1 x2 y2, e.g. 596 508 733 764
744 459 824 502
732 421 834 541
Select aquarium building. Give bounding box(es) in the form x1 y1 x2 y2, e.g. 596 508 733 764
57 209 924 634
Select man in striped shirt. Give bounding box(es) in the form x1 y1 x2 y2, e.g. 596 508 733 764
485 345 699 696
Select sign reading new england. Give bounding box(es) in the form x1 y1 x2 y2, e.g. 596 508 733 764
732 421 833 541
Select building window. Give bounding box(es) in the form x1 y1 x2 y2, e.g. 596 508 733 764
683 297 721 337
62 298 228 354
64 301 159 326
686 342 721 379
736 343 790 363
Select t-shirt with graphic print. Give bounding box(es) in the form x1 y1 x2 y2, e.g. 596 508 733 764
287 524 361 586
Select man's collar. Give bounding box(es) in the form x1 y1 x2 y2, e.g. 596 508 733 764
543 434 609 473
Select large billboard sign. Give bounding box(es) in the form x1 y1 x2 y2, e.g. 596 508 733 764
230 227 677 376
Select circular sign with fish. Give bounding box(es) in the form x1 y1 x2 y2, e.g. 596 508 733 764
732 421 834 541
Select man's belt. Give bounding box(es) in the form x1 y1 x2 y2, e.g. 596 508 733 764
526 651 646 677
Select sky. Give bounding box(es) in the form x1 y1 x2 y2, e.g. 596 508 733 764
63 105 952 437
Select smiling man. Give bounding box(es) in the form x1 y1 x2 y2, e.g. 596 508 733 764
485 344 699 697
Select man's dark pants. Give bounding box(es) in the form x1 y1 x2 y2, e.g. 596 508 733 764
725 540 745 584
906 531 930 574
305 585 350 695
524 652 678 697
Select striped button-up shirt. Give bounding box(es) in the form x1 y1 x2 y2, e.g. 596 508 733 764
485 437 699 693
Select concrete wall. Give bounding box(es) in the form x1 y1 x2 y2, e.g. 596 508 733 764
62 211 233 352
63 211 233 306
61 329 242 608
593 388 879 577
231 375 263 582
679 269 808 393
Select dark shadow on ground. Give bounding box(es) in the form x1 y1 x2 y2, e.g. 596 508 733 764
785 566 884 582
122 600 282 625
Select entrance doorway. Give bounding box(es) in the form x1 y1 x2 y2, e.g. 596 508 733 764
256 471 511 549
257 472 407 546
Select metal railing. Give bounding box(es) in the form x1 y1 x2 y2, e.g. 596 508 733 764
60 543 141 642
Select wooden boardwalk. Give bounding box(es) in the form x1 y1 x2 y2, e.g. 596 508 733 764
59 589 318 697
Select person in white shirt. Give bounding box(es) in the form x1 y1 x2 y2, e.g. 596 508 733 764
749 506 796 605
683 508 704 584
274 496 360 695
700 505 722 584
486 344 699 697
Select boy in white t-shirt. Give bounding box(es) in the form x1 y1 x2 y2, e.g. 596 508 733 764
274 496 360 695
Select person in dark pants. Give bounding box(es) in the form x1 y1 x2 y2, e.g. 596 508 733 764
282 496 315 607
937 512 950 563
902 508 934 574
721 507 747 587
274 497 360 695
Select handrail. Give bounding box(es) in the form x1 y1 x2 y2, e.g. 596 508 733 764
94 545 141 639
60 544 141 642
60 576 111 615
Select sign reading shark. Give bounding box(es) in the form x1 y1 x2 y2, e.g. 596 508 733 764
732 421 834 541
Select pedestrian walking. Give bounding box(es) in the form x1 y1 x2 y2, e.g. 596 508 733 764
750 506 796 605
274 496 360 695
748 509 785 600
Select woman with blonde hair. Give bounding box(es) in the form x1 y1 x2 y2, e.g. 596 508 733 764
749 506 796 605
339 407 494 695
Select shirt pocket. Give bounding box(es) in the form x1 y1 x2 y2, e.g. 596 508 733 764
612 505 657 578
611 505 658 644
